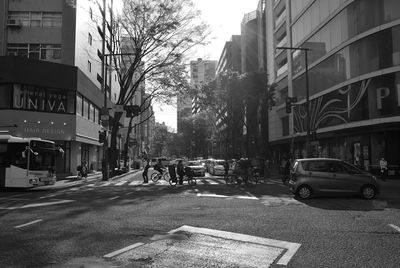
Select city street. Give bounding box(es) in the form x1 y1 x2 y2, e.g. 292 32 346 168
0 170 399 267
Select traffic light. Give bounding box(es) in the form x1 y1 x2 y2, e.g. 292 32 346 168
125 105 141 118
286 97 292 113
98 131 106 143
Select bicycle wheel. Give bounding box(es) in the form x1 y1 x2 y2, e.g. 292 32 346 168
162 172 170 182
151 173 160 182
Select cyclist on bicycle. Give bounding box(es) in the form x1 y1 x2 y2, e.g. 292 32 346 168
154 159 164 175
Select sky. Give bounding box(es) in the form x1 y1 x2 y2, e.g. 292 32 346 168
153 0 260 132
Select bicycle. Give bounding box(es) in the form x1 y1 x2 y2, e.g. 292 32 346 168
150 169 170 182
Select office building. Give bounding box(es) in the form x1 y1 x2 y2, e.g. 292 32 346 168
0 0 120 177
265 0 400 174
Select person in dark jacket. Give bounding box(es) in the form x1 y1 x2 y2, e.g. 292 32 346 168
142 159 150 183
168 164 177 183
177 160 185 185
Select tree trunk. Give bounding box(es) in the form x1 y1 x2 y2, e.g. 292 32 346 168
109 112 123 175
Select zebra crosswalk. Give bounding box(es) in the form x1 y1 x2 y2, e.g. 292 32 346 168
82 178 227 188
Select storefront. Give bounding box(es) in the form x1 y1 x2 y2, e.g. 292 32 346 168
276 70 400 177
0 56 104 178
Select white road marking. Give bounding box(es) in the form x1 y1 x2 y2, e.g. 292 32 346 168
169 225 301 266
197 193 259 200
115 181 127 186
109 196 120 200
39 194 58 199
234 195 259 200
197 193 229 198
99 182 111 187
244 191 259 200
104 242 144 259
14 219 43 229
0 199 74 210
129 181 142 186
388 224 400 233
86 183 95 187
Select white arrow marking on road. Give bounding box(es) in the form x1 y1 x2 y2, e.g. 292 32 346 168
0 200 74 210
14 219 43 228
169 225 301 266
388 224 400 233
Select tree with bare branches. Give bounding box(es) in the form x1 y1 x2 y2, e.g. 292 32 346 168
105 0 210 171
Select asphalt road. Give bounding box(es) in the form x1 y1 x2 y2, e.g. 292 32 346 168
0 169 399 267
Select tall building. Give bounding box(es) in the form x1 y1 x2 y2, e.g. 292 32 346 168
177 58 216 133
0 0 120 177
216 35 242 75
190 58 217 115
241 11 258 74
265 0 400 175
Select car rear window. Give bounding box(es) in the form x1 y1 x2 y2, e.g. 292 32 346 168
302 161 331 172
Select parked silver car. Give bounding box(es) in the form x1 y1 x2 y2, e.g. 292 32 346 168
288 158 379 200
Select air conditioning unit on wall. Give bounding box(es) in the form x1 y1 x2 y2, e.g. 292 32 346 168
6 19 22 28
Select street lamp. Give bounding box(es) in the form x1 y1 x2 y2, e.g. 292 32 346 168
276 46 311 157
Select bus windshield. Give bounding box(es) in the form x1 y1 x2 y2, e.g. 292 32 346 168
29 140 56 171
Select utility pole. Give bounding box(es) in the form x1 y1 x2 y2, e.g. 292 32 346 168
100 0 109 180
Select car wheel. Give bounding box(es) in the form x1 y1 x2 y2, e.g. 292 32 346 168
296 185 312 199
361 185 376 199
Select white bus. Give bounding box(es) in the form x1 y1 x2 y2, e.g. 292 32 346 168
0 135 60 188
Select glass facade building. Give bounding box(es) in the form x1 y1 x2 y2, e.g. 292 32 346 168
267 0 400 176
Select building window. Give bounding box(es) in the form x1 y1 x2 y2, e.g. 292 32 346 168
42 12 62 27
8 43 61 62
88 60 92 72
83 99 89 119
30 12 42 27
7 11 61 28
76 95 83 116
88 33 92 45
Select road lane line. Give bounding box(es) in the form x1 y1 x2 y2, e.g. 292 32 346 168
234 195 259 200
0 200 74 210
244 191 259 200
109 196 120 200
388 224 400 232
197 193 229 198
14 219 43 229
115 181 127 186
104 242 144 259
129 181 142 186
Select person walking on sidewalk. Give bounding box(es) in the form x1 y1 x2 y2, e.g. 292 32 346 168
380 157 388 182
142 159 150 183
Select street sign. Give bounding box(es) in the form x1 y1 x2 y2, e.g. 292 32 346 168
114 105 124 113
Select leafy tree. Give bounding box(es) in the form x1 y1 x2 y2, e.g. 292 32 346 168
104 0 210 171
190 70 276 159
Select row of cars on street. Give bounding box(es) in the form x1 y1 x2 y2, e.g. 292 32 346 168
149 157 231 177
